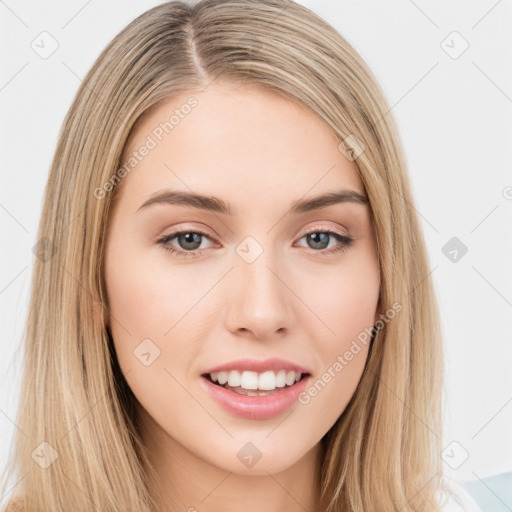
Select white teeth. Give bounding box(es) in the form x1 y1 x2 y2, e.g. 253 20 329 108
285 370 296 386
208 369 305 391
240 371 259 390
227 370 241 387
275 369 287 388
258 370 277 390
217 371 228 385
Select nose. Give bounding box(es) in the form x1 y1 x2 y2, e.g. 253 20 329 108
223 251 294 340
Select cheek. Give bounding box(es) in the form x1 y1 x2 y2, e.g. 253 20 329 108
293 249 379 427
326 276 378 340
301 246 380 344
105 236 206 337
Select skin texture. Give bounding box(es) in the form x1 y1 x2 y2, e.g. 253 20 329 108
103 81 381 512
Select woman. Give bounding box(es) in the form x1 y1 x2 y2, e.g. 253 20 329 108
0 0 482 510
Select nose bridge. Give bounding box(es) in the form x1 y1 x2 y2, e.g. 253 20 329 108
225 236 293 337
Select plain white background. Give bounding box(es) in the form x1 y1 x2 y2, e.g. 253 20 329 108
1 0 511 502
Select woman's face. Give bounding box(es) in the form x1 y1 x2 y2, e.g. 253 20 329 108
104 81 380 475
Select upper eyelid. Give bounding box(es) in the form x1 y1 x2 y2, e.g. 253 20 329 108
302 223 348 236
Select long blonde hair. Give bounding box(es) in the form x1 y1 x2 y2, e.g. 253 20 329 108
1 0 445 510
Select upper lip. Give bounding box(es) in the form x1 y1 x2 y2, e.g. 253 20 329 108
201 357 311 375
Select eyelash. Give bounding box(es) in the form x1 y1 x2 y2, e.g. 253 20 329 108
155 228 354 259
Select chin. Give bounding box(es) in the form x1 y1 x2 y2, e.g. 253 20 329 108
199 434 317 476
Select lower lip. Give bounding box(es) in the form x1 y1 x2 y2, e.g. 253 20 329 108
199 375 311 420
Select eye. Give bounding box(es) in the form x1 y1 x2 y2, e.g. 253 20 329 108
155 229 215 259
296 228 354 256
154 227 354 258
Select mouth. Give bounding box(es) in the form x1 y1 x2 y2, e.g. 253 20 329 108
201 371 311 397
199 369 312 420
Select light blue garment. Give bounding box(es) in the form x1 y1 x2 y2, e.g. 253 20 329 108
457 472 512 512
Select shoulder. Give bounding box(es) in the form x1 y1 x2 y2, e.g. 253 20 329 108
438 476 482 512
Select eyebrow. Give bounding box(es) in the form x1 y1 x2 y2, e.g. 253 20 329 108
137 189 368 216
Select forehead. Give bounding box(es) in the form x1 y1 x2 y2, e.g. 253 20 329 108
117 81 365 211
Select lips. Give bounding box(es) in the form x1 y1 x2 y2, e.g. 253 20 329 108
199 357 313 419
201 357 312 375
199 372 311 420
